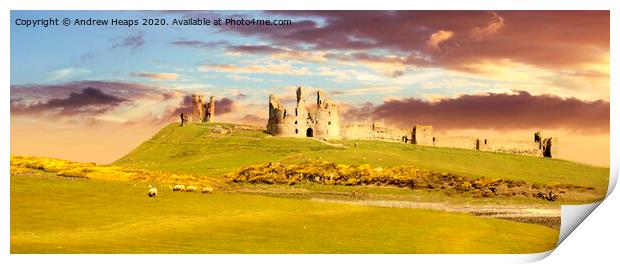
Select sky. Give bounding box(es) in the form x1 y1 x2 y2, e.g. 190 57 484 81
10 10 610 166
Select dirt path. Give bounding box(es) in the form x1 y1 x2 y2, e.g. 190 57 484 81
311 198 561 229
310 138 347 148
311 198 559 218
232 188 561 229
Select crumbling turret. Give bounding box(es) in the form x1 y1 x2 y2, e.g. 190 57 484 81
191 94 204 122
205 96 215 122
189 93 216 123
542 137 558 158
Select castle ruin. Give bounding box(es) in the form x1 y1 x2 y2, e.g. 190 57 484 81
190 94 215 123
267 87 341 139
265 88 558 158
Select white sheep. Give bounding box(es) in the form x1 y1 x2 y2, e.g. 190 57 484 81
173 184 186 192
186 185 198 192
201 187 214 194
148 186 158 197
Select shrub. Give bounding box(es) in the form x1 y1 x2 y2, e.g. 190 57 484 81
10 156 219 189
225 159 582 201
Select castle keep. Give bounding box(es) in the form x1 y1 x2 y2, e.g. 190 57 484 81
265 88 558 158
267 87 341 139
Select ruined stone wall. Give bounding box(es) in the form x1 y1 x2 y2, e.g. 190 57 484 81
434 136 477 149
410 125 551 157
486 139 542 156
412 125 434 146
426 134 542 156
341 124 375 139
341 123 409 142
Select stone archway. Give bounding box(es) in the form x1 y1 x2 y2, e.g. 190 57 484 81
306 128 314 137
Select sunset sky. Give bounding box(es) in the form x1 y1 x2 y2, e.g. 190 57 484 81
10 10 610 166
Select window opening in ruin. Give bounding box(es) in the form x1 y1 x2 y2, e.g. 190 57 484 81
484 139 487 144
295 129 298 134
295 121 298 124
306 128 314 137
328 121 332 125
432 137 436 142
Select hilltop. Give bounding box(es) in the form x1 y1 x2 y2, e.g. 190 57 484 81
114 122 609 198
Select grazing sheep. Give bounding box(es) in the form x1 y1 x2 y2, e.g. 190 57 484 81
173 184 186 192
186 185 198 192
148 187 158 197
201 187 214 194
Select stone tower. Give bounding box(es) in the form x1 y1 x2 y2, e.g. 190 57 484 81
294 87 308 126
266 94 288 135
191 94 204 122
412 125 434 146
534 131 558 158
205 96 215 123
542 137 558 158
317 90 325 106
190 93 215 123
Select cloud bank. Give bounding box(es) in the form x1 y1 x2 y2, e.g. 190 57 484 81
222 11 608 71
343 91 609 133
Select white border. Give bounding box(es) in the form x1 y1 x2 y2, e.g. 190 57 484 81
2 1 617 263
1 0 616 10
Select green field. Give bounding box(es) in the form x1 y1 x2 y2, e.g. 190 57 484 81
10 173 559 253
10 122 610 253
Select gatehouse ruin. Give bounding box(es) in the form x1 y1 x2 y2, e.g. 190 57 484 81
267 87 341 139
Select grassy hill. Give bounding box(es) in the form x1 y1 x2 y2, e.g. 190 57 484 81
114 122 609 199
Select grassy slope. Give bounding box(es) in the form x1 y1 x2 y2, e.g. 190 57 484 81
10 174 558 253
114 123 609 198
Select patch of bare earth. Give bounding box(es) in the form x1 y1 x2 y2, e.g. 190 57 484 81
311 198 561 229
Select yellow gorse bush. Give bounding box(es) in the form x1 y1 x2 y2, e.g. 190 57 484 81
10 156 217 187
225 160 586 201
227 160 465 188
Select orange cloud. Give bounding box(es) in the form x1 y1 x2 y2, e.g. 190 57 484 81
471 12 504 39
131 72 179 80
426 30 454 51
199 63 310 75
227 11 608 71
